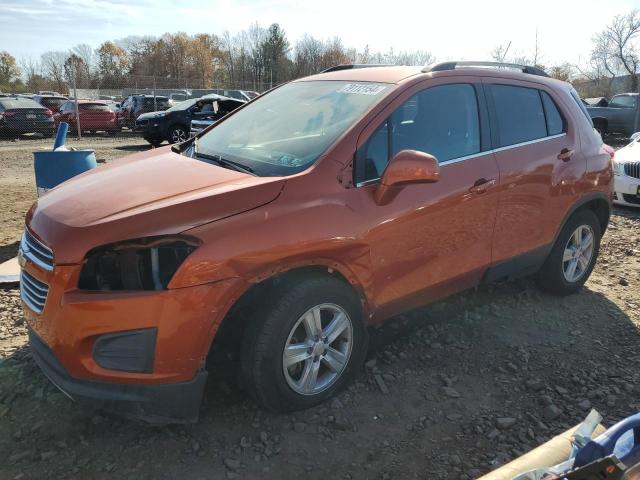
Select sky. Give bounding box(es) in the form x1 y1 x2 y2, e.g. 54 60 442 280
0 0 638 67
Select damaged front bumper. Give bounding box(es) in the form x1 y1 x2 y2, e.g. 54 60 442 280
29 328 207 424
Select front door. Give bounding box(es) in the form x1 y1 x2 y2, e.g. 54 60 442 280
354 79 500 317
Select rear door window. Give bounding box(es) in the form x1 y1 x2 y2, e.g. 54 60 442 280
490 85 547 147
356 83 481 183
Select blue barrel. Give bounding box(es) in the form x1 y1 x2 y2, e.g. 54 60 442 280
33 149 97 196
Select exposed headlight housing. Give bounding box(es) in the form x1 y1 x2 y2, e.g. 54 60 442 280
613 161 624 176
78 235 200 291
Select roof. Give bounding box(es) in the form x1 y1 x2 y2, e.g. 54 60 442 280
302 66 422 84
300 63 568 89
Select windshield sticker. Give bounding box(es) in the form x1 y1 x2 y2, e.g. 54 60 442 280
337 83 387 95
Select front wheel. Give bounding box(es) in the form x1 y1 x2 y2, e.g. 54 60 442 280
536 210 601 295
168 125 188 144
241 275 367 412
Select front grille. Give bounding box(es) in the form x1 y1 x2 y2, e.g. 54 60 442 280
622 194 640 205
624 162 640 179
20 230 54 271
20 270 49 314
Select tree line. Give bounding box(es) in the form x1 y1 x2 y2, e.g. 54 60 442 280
0 22 434 94
0 11 637 97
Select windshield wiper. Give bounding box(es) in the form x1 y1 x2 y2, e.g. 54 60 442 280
195 151 256 176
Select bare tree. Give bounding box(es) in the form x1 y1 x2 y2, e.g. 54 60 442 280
593 9 640 92
491 42 512 62
41 51 67 92
20 56 42 91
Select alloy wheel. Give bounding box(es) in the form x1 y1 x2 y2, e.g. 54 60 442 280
171 127 187 143
282 303 353 395
562 224 595 283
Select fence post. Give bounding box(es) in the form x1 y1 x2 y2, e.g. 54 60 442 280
153 76 157 111
72 71 81 140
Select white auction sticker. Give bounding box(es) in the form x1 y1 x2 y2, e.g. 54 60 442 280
337 83 387 95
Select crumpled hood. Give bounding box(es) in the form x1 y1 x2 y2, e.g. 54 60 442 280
28 147 285 263
137 110 169 120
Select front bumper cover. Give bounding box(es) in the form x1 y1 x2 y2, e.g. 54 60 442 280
29 328 208 424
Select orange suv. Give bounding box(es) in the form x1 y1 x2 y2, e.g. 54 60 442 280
20 61 613 423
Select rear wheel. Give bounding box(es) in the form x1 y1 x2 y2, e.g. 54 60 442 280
536 210 601 295
168 125 188 144
241 275 367 412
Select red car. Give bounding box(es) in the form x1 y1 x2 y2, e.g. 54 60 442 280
54 100 117 134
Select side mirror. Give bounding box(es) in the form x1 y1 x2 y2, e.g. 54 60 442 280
374 150 439 205
631 132 640 142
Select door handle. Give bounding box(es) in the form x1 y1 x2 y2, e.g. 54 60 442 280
557 148 574 162
469 178 496 194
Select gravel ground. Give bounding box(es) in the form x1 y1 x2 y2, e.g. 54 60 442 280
1 137 639 479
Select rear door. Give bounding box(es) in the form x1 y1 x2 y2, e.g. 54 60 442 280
484 79 584 267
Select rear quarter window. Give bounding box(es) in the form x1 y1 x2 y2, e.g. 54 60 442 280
570 89 594 127
540 91 565 136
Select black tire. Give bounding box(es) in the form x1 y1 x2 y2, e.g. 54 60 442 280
168 124 188 144
241 274 367 412
536 209 601 295
593 119 607 137
144 137 163 147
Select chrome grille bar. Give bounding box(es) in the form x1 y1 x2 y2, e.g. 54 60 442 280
20 230 54 271
20 270 49 314
624 162 640 179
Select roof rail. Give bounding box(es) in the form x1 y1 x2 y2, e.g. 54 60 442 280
422 61 549 78
321 64 394 73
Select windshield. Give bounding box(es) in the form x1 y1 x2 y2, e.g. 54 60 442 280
193 80 390 176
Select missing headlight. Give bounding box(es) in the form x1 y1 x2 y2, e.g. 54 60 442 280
78 236 200 291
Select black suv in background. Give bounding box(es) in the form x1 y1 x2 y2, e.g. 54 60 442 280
117 95 170 130
135 94 245 146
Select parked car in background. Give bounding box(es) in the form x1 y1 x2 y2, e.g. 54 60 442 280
54 100 117 134
117 95 170 129
33 95 68 114
102 100 120 112
169 90 192 105
584 97 608 107
38 91 65 97
0 96 54 138
587 93 640 137
612 132 640 207
21 62 613 423
209 89 258 101
136 94 245 146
